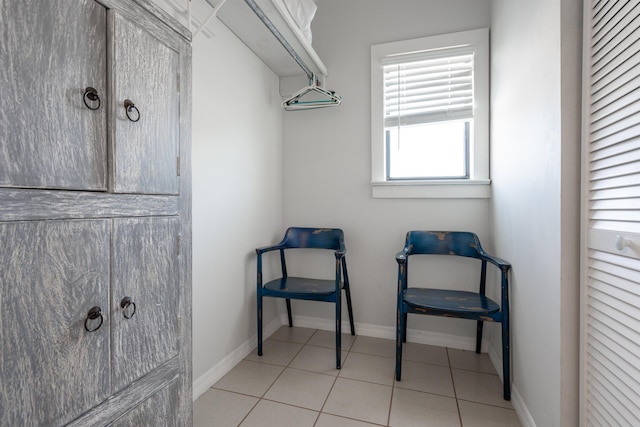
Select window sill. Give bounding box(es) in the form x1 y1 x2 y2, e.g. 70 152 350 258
371 179 491 199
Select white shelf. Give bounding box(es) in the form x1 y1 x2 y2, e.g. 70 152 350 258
212 0 328 78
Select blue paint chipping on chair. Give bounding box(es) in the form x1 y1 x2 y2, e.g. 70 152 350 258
256 227 355 369
395 231 511 400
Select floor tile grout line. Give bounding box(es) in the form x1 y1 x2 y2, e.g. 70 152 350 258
258 396 324 414
211 327 514 426
256 329 393 426
456 397 517 410
313 356 341 427
268 326 318 346
210 386 266 400
388 375 396 427
447 347 464 427
240 328 318 426
258 329 372 426
236 397 261 426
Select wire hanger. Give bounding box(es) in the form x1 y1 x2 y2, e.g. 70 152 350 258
282 74 342 111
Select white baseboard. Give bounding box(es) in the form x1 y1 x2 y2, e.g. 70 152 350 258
511 384 536 427
192 314 534 427
192 317 282 400
286 313 485 352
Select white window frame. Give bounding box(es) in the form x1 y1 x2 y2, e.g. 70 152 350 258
371 28 490 199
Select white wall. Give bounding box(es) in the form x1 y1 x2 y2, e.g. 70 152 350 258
189 18 285 386
155 1 582 423
282 0 494 345
490 0 581 425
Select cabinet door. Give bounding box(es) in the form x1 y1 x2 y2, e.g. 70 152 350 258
112 11 180 195
111 217 180 392
110 380 180 426
0 219 110 426
0 0 107 191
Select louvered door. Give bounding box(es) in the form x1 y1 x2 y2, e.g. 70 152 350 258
582 0 640 425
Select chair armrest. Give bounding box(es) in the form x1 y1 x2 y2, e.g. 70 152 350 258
334 249 346 259
255 244 283 255
395 250 409 293
396 250 408 264
481 252 511 272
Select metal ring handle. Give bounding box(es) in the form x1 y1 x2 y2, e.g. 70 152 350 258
120 296 136 319
84 306 104 332
83 87 101 110
124 99 140 122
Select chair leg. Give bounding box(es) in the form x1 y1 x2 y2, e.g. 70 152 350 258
257 293 263 356
396 307 404 381
286 299 293 327
344 284 355 335
502 319 511 400
402 313 408 343
336 294 342 369
475 320 483 353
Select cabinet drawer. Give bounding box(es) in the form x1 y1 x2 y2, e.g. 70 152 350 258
0 219 111 425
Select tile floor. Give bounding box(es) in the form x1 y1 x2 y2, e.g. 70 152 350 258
194 326 522 427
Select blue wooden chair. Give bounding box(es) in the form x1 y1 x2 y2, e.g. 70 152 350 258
395 231 512 400
256 227 355 369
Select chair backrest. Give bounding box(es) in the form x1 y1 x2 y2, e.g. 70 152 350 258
280 227 345 251
403 231 484 259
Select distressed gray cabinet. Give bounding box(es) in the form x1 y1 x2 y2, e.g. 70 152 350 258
111 379 181 426
0 0 192 425
0 0 181 195
0 217 181 425
111 11 181 195
0 220 112 425
112 216 180 393
0 0 108 190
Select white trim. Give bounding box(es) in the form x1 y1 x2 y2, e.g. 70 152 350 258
511 384 537 427
289 313 489 352
372 179 491 199
371 28 490 198
191 317 282 400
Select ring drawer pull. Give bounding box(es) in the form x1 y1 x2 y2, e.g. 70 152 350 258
120 296 136 319
84 306 104 332
124 99 140 122
83 87 101 110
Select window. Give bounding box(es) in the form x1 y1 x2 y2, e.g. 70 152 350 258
371 28 490 198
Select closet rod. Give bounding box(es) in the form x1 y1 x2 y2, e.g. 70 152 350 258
244 0 314 81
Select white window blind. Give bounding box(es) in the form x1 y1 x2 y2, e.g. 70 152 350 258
370 28 490 197
383 47 474 128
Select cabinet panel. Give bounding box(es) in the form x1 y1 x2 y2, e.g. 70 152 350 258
110 379 180 426
0 0 107 191
111 217 180 392
112 11 180 195
0 219 110 425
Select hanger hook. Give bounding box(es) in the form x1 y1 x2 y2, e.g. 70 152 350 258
308 72 317 87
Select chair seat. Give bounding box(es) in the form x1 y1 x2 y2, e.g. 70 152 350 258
403 288 500 316
263 277 338 298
